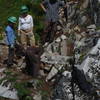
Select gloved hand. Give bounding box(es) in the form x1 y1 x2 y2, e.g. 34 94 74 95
10 44 14 48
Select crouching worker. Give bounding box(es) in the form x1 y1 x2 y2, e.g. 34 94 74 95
18 5 35 49
25 46 42 77
5 16 17 67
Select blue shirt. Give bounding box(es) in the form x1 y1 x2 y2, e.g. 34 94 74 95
5 25 16 45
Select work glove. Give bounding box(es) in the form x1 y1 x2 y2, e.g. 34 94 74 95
10 44 14 48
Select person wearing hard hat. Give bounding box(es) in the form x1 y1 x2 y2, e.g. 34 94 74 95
5 16 17 67
18 5 35 49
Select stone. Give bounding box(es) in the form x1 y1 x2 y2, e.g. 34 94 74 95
60 37 67 56
39 70 46 77
62 71 71 78
79 56 94 74
80 16 87 25
0 68 5 73
0 39 5 45
33 93 42 100
57 26 62 31
74 26 81 32
87 25 96 30
0 82 18 100
60 35 67 40
46 67 58 82
90 39 100 55
18 58 24 67
55 37 61 43
81 0 89 9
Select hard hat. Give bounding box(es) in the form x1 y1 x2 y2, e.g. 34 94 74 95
21 5 28 13
8 16 17 23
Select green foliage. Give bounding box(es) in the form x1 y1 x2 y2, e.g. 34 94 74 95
31 79 44 89
25 96 33 100
0 0 22 27
4 70 12 76
0 34 3 40
14 82 32 100
96 26 100 30
0 0 44 43
40 90 49 100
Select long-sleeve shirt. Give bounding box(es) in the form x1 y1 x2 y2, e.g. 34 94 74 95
18 14 34 30
5 25 16 45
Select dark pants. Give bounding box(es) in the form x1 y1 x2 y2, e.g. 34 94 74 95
25 47 41 77
42 22 57 44
7 45 14 66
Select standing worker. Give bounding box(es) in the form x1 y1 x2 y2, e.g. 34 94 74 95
18 5 35 49
40 0 65 43
5 16 17 67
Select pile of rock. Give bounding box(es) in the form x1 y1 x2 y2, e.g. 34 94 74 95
40 1 100 98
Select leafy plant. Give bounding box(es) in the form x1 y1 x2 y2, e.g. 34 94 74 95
40 90 49 100
14 82 32 100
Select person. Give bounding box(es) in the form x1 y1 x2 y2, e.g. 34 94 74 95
40 0 65 43
5 16 17 67
18 5 35 49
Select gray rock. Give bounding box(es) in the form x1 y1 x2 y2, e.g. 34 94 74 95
81 0 89 9
80 16 87 25
0 82 18 100
33 93 42 100
46 67 58 82
60 36 67 56
87 25 96 30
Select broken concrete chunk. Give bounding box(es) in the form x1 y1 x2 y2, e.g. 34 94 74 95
55 37 61 43
39 70 46 77
33 93 42 100
60 35 67 40
90 39 100 55
46 67 58 82
87 24 96 30
62 71 71 78
0 84 18 100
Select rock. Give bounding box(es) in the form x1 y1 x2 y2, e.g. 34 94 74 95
79 56 94 74
39 70 46 77
0 82 18 100
60 35 67 56
33 93 42 100
62 71 71 78
41 54 71 65
21 62 26 68
60 35 67 40
18 58 24 67
0 68 5 73
87 25 96 30
46 67 58 82
0 39 5 45
80 16 87 25
57 26 62 31
74 26 81 32
90 39 100 55
81 0 89 9
55 37 61 43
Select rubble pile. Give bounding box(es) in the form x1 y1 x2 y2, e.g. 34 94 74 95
40 0 100 100
41 32 100 100
0 0 100 100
